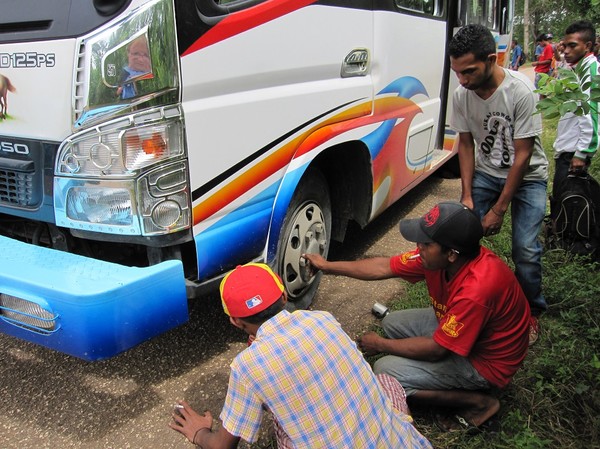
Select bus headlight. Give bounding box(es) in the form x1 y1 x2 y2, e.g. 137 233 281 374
66 186 133 226
138 161 190 235
57 114 184 178
55 118 191 237
55 161 190 236
55 179 141 235
151 200 182 229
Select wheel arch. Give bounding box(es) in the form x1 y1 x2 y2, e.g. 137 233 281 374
265 139 373 263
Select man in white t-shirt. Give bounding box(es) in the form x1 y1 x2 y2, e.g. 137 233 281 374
448 24 549 346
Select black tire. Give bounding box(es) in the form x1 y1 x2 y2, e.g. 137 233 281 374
274 168 331 310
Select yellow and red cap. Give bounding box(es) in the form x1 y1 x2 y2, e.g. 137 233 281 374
219 263 285 317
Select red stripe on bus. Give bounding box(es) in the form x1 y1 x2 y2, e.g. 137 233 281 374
182 0 318 56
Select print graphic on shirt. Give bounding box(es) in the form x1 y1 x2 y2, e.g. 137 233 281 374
441 314 464 338
480 112 514 168
400 252 416 264
431 297 448 319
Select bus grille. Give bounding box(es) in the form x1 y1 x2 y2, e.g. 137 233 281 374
0 169 34 206
0 293 57 333
73 40 86 123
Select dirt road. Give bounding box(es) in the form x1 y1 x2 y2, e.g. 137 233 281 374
0 174 461 449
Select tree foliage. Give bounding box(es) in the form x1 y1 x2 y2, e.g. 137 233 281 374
512 0 600 54
535 60 600 119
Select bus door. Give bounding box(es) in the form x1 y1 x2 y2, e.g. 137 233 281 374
444 0 514 143
370 0 448 217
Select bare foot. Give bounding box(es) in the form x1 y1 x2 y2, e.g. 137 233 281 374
459 395 500 427
434 396 500 432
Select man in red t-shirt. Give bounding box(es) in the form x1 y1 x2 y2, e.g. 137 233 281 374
532 33 554 87
304 202 531 433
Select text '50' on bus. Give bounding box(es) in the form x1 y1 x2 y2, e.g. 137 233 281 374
0 0 512 360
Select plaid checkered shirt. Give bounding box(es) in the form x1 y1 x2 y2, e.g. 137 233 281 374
220 310 431 448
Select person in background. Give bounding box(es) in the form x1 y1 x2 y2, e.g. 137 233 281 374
304 201 531 433
552 20 599 190
447 24 548 346
553 40 568 74
532 33 554 87
169 263 432 449
534 36 543 62
510 39 523 70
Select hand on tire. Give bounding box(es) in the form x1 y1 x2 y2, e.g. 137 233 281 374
302 253 326 274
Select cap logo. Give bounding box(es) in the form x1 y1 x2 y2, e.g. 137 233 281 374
424 205 440 227
245 295 264 310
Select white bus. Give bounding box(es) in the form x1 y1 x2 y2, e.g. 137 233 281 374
0 0 513 360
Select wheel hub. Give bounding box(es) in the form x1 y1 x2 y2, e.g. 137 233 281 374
281 202 327 299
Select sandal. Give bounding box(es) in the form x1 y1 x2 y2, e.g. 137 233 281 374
434 412 501 435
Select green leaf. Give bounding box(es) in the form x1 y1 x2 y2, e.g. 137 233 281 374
537 98 557 108
543 110 561 119
581 102 591 114
538 73 552 85
559 102 579 115
553 82 565 94
559 68 577 81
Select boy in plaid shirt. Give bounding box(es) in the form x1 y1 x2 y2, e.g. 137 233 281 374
170 263 431 449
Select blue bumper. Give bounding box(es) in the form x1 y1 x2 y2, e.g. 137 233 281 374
0 235 188 361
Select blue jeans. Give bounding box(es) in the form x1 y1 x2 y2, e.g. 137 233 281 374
472 171 548 316
373 309 490 396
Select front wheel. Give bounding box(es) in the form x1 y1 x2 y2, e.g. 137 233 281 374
275 168 331 310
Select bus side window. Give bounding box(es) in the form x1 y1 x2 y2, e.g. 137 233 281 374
395 0 444 17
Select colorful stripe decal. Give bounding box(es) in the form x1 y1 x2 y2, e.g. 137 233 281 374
191 101 357 202
182 0 318 56
192 100 371 226
191 77 429 228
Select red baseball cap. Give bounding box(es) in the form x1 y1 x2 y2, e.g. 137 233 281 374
220 263 285 317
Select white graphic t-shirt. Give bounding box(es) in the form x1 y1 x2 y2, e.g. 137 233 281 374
450 68 548 181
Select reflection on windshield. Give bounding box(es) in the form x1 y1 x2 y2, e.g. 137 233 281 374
460 0 498 31
82 0 179 129
116 35 153 99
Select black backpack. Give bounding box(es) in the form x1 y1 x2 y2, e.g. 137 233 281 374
546 173 600 259
519 51 527 66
